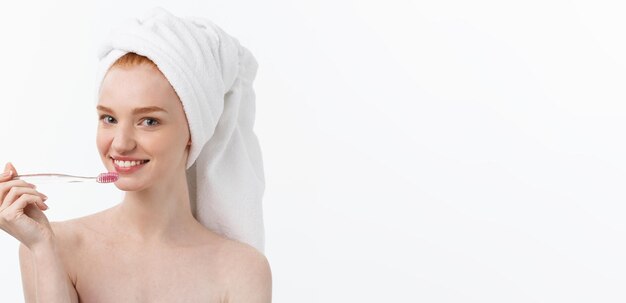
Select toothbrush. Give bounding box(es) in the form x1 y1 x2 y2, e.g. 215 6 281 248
11 172 119 184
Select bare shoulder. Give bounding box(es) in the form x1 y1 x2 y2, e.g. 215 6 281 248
49 209 107 247
46 219 84 285
50 207 113 240
47 208 112 281
49 220 82 246
215 238 272 303
20 217 90 263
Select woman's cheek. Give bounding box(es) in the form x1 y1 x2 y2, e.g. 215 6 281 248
95 129 113 155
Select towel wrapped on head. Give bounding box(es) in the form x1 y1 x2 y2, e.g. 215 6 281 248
94 6 266 253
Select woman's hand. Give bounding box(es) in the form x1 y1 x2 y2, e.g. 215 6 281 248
0 162 53 251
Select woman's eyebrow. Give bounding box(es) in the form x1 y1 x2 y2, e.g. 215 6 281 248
96 105 168 114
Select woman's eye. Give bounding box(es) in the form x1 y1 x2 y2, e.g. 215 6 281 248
98 115 159 127
100 115 116 124
142 118 160 127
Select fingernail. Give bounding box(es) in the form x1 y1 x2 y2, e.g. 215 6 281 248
44 202 49 209
1 171 9 177
42 195 48 201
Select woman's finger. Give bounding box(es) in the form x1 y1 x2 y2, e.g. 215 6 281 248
6 194 43 214
4 162 18 179
0 187 47 211
0 170 13 182
3 186 47 205
0 194 40 223
0 180 37 201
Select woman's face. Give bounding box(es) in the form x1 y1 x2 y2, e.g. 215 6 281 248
96 63 191 191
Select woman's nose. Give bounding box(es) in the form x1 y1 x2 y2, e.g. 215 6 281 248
111 128 137 152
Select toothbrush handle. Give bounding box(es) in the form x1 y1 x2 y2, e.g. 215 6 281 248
13 173 96 183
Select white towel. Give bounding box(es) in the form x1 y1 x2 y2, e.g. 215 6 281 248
93 7 266 253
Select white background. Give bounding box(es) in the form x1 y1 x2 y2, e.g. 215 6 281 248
1 0 626 302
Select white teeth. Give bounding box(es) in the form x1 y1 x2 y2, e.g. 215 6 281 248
113 159 147 168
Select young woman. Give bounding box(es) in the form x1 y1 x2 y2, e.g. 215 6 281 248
0 8 271 303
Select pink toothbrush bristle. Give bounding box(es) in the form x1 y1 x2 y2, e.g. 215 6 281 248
97 172 119 183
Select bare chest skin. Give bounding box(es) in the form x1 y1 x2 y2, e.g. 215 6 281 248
58 219 230 303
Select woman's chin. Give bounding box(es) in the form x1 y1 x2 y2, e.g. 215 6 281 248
114 178 149 192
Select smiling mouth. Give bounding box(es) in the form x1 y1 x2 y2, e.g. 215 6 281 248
109 157 150 168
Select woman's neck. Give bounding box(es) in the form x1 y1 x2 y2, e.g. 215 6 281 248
110 170 203 246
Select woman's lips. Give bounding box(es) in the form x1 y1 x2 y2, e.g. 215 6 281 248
112 159 150 174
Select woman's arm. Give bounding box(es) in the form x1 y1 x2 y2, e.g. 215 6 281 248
0 163 76 302
19 240 79 303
